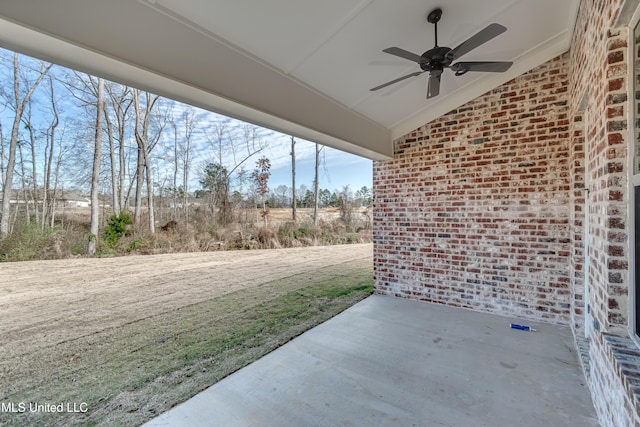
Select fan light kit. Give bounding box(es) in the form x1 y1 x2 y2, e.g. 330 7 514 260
370 8 513 98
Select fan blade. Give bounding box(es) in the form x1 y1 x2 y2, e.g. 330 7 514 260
451 61 513 74
447 23 507 61
426 71 441 99
370 71 425 91
382 47 423 64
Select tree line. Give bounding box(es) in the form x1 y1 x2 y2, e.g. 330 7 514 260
0 50 371 254
261 185 372 210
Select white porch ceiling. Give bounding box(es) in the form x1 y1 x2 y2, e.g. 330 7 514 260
0 0 580 160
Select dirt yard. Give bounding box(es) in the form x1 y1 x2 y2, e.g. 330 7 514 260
0 243 373 426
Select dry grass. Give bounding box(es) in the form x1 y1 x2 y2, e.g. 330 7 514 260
0 208 372 261
0 245 373 426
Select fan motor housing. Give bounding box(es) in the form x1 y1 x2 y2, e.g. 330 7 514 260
420 46 452 71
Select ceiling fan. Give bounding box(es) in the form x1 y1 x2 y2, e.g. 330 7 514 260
370 8 513 98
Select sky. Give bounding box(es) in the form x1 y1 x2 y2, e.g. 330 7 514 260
157 102 374 194
236 133 373 193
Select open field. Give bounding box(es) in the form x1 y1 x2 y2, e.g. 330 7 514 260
0 243 373 426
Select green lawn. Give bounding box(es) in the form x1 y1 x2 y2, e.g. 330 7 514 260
2 267 373 427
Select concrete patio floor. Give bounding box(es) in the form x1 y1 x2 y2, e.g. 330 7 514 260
144 295 598 427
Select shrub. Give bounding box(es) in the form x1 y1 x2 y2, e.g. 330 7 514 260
104 212 132 248
293 224 309 238
0 221 60 261
126 237 149 253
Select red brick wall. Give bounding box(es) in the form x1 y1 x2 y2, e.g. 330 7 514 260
568 0 639 425
570 1 630 336
373 53 571 324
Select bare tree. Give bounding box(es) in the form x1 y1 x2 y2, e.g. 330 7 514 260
291 136 296 221
48 129 68 228
274 185 289 208
171 119 179 220
0 53 52 237
208 119 228 169
61 71 101 191
170 107 196 222
88 77 104 255
132 89 162 233
182 112 194 223
16 138 29 224
104 82 132 215
0 120 4 189
313 144 324 225
23 106 37 225
205 121 265 224
42 74 59 229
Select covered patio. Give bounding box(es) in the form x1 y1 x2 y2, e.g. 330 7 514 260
144 295 597 426
2 1 640 425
